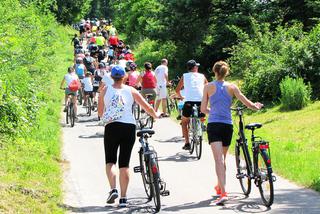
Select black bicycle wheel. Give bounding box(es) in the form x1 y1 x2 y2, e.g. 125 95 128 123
87 98 92 116
146 116 154 129
149 158 161 212
66 104 69 124
195 136 202 160
257 150 274 207
133 102 140 120
189 118 196 154
235 143 251 195
166 97 172 116
139 148 151 199
70 103 75 127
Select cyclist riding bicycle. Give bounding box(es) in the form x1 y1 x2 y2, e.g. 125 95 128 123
75 57 86 80
176 59 208 150
201 60 263 205
136 62 157 104
83 72 94 107
124 62 140 88
60 66 80 120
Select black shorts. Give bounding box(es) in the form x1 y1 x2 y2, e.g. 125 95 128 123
104 122 136 168
84 91 93 98
207 122 233 147
93 86 99 93
182 101 205 118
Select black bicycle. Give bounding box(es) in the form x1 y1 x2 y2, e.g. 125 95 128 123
85 92 95 116
166 76 180 115
232 106 276 207
134 129 170 212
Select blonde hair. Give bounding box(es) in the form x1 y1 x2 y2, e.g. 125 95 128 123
212 61 230 80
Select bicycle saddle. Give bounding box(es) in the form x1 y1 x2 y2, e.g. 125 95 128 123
137 129 155 137
245 123 262 130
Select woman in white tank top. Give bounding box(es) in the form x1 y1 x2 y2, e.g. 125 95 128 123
98 65 160 207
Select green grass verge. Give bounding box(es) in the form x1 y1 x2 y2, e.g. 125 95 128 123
169 101 320 192
0 27 74 213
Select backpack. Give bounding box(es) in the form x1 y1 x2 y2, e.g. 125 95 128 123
102 88 125 124
68 79 80 92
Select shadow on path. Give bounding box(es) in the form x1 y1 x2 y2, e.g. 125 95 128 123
158 152 198 162
154 136 184 144
61 197 158 214
79 132 104 139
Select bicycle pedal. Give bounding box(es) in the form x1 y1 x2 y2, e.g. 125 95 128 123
161 190 170 196
272 175 277 182
236 173 245 179
133 166 141 173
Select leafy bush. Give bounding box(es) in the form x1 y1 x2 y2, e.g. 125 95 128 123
230 21 320 101
280 77 311 110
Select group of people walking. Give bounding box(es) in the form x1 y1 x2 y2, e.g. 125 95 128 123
62 19 263 208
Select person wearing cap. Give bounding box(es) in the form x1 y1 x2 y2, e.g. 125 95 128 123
124 62 140 88
98 65 160 208
154 59 169 117
176 59 208 150
200 60 263 204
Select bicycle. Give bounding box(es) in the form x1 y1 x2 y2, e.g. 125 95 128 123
85 92 94 116
138 94 154 129
166 76 180 115
232 106 276 207
188 104 205 160
132 101 140 120
133 128 170 212
63 89 76 127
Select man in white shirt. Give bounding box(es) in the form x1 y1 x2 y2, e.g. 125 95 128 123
176 59 208 150
154 59 169 116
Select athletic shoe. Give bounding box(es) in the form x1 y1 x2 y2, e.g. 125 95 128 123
214 185 222 196
212 192 228 205
106 189 118 204
182 143 191 150
118 197 128 208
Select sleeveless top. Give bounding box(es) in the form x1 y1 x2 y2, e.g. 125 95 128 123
128 71 139 87
104 85 136 125
183 72 205 102
208 81 233 125
142 70 156 89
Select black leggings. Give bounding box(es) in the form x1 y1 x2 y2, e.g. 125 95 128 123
104 122 136 168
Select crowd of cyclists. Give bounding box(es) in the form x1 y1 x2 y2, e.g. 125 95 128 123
61 17 263 209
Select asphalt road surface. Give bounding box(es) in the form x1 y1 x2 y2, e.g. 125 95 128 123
62 105 320 214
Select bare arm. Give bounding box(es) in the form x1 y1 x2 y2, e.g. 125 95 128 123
175 76 184 98
232 84 263 110
201 85 210 114
98 86 106 117
135 75 142 87
131 88 159 119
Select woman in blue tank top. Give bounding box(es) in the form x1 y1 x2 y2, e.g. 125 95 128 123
201 61 263 204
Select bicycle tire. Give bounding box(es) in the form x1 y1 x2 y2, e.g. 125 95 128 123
78 89 83 105
133 102 140 120
149 158 161 212
146 116 154 129
189 118 196 154
195 136 202 160
70 103 75 127
235 143 251 195
257 150 274 207
87 98 92 116
139 148 152 199
66 104 69 124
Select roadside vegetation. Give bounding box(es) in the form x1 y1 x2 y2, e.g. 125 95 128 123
0 0 74 212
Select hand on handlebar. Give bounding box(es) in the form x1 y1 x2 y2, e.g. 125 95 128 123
254 102 264 110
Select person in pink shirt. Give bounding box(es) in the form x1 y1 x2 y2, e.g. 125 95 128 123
124 63 140 88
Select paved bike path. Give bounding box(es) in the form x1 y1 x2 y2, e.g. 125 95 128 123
62 106 320 213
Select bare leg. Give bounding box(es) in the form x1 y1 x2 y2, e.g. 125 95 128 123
155 99 161 112
211 142 226 194
119 167 130 198
161 98 167 114
181 116 190 145
73 96 78 116
106 163 117 189
223 146 229 185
